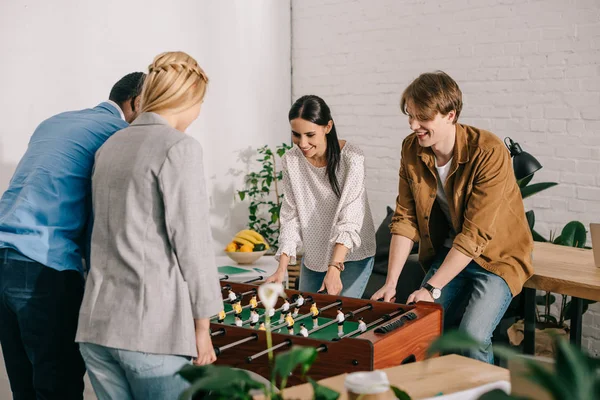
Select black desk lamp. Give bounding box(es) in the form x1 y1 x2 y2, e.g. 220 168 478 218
504 137 542 180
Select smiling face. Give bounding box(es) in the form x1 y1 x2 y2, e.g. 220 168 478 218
406 102 456 148
290 118 332 160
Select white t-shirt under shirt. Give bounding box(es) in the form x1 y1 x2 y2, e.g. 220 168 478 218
275 143 376 272
435 157 456 248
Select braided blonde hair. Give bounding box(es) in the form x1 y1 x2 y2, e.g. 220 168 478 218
140 51 209 114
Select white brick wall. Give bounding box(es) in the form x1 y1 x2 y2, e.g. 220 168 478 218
292 0 600 356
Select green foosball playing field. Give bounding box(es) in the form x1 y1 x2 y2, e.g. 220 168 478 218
219 303 362 340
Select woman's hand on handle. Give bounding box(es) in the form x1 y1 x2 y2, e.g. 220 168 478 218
319 267 343 296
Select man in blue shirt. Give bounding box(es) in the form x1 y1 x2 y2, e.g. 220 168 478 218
0 72 145 400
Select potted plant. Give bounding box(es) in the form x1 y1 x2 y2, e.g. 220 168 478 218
237 144 292 252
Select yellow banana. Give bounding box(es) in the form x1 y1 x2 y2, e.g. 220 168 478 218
232 236 255 248
234 232 261 245
235 230 264 243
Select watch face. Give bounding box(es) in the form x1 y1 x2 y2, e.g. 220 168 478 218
432 288 441 299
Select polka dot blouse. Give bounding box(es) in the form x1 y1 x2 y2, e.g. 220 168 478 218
275 143 376 272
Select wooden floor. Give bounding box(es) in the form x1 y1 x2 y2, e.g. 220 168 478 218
0 346 97 399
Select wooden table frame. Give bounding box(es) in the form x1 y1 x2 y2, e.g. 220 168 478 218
523 242 599 354
272 354 509 399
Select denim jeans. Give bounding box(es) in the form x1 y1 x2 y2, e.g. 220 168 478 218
0 249 86 400
79 342 191 400
299 256 374 298
423 247 513 364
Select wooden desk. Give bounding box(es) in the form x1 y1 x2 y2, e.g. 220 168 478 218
275 355 509 400
524 242 600 353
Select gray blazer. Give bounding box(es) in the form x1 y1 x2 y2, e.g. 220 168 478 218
76 112 222 357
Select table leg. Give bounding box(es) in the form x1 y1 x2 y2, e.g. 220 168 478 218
523 287 536 355
569 297 583 347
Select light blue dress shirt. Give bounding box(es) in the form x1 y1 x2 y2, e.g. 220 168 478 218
0 102 127 274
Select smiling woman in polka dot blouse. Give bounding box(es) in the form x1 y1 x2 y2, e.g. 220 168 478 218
265 95 376 297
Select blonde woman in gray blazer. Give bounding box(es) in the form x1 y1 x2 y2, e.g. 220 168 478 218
76 51 221 400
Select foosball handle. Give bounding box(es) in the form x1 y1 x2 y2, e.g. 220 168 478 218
317 289 327 294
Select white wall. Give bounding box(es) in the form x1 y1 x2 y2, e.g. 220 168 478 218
0 0 292 250
291 0 600 354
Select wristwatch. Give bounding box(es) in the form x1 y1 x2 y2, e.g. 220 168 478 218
422 283 441 300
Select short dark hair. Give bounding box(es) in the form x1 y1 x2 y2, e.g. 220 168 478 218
109 72 146 110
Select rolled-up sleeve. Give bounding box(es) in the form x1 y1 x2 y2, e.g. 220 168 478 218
452 145 510 259
275 157 302 264
389 144 420 242
159 138 222 319
331 154 367 251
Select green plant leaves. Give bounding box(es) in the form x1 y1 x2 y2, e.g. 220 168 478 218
556 221 587 248
536 294 556 306
307 377 340 400
517 174 534 189
177 365 264 400
532 229 548 242
273 346 318 381
238 143 291 249
520 182 558 199
390 386 412 400
525 210 535 230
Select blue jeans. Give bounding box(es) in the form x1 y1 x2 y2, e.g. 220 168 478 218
0 249 86 400
423 248 512 364
299 256 374 298
79 342 190 400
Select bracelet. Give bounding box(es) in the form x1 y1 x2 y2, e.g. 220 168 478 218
328 261 345 272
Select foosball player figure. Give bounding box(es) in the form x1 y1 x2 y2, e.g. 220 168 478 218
336 307 345 337
268 307 275 318
259 322 266 331
358 316 367 333
249 294 258 310
279 299 290 324
298 323 309 337
285 313 295 334
233 298 243 316
250 309 259 328
234 315 243 327
217 309 226 324
310 302 319 327
292 293 304 318
227 288 237 302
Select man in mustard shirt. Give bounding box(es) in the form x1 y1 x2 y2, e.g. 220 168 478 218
372 71 533 364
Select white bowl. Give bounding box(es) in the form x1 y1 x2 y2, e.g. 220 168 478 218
225 250 267 265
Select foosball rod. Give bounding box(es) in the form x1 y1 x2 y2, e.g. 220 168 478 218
214 333 258 356
246 339 292 363
306 304 373 336
246 341 328 364
222 288 258 304
271 300 342 331
339 308 405 339
211 328 226 337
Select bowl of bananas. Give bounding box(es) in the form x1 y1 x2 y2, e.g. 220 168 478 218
224 229 270 265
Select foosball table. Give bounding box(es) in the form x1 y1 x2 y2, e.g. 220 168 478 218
211 281 443 386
